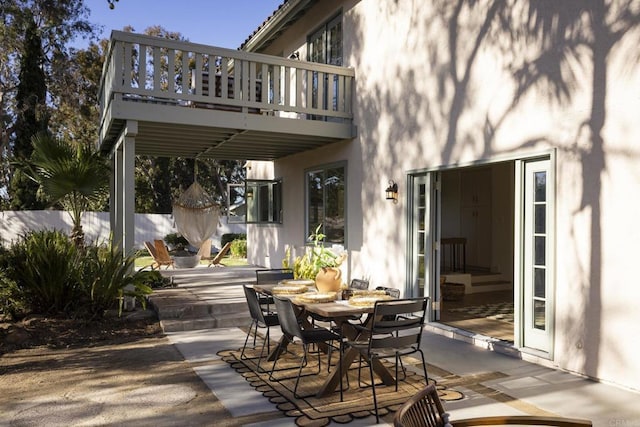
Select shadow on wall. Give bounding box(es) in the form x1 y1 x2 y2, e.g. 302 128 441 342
348 0 640 384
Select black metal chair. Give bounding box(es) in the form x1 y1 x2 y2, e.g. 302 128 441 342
375 286 400 298
313 278 371 326
350 278 370 290
241 285 279 372
255 268 294 309
346 297 430 423
269 296 344 399
255 268 294 284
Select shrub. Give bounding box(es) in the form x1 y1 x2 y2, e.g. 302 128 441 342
79 244 153 318
0 269 24 320
2 230 153 319
7 230 82 315
221 233 246 247
230 239 247 258
164 233 189 250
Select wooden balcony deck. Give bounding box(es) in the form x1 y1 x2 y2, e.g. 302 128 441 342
98 31 356 160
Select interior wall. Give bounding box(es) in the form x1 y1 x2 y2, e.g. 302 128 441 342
440 163 514 278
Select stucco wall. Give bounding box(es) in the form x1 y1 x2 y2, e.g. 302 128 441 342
247 0 640 392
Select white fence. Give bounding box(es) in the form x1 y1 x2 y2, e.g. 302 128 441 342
0 210 245 251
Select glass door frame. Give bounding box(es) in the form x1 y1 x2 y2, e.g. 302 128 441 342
514 153 556 356
406 172 441 320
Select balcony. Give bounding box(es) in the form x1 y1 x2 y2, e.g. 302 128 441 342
98 31 356 160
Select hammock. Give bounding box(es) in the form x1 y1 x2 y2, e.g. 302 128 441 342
172 181 220 249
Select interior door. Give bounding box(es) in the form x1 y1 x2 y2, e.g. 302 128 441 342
520 158 554 352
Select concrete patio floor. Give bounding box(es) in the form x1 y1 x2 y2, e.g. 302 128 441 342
154 266 640 426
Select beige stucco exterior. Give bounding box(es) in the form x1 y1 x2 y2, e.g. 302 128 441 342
245 0 640 392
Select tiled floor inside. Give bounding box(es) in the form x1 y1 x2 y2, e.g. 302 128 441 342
440 289 514 342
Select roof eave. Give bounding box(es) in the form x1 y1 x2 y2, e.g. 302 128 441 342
241 0 315 53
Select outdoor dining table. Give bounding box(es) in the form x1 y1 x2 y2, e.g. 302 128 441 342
253 283 396 398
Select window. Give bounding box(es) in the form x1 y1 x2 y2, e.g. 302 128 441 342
308 13 342 116
227 179 282 224
306 163 346 244
307 13 342 66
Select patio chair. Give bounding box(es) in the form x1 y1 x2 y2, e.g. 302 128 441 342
337 278 371 324
143 241 157 258
255 268 294 310
350 278 370 290
393 383 592 427
314 279 371 326
145 240 173 270
255 268 294 284
375 286 400 298
269 296 344 399
241 285 279 372
207 241 231 267
346 297 430 423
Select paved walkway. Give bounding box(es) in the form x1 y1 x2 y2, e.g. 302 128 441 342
158 266 640 426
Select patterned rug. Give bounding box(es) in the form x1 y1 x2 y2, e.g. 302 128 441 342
448 302 514 323
219 342 464 426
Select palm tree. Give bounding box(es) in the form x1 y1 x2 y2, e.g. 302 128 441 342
25 132 110 247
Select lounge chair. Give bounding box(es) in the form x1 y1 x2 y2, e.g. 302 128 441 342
208 241 231 267
146 239 173 270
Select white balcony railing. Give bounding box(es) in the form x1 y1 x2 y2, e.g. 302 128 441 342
99 31 355 134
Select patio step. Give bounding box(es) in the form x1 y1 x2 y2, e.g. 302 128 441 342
159 311 251 332
148 274 253 333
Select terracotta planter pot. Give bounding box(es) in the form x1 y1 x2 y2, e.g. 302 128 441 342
315 267 342 293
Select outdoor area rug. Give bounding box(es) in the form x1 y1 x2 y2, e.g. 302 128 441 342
448 302 514 323
219 343 464 426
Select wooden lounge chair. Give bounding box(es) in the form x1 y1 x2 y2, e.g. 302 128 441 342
208 241 231 267
147 239 173 270
142 241 159 270
393 383 592 427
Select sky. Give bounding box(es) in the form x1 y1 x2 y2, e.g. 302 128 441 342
75 0 284 49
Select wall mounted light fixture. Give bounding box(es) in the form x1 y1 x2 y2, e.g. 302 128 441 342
385 180 398 204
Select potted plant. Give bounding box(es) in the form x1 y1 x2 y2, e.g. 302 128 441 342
284 224 347 292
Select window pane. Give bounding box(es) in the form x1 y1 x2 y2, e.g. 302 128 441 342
245 180 282 224
534 205 545 233
418 231 425 255
534 236 545 265
308 28 325 63
306 165 346 245
307 171 324 235
419 184 426 206
534 300 546 330
246 182 258 222
534 268 545 298
535 171 546 202
327 18 342 66
227 183 246 223
258 183 270 221
324 167 345 243
272 181 282 223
